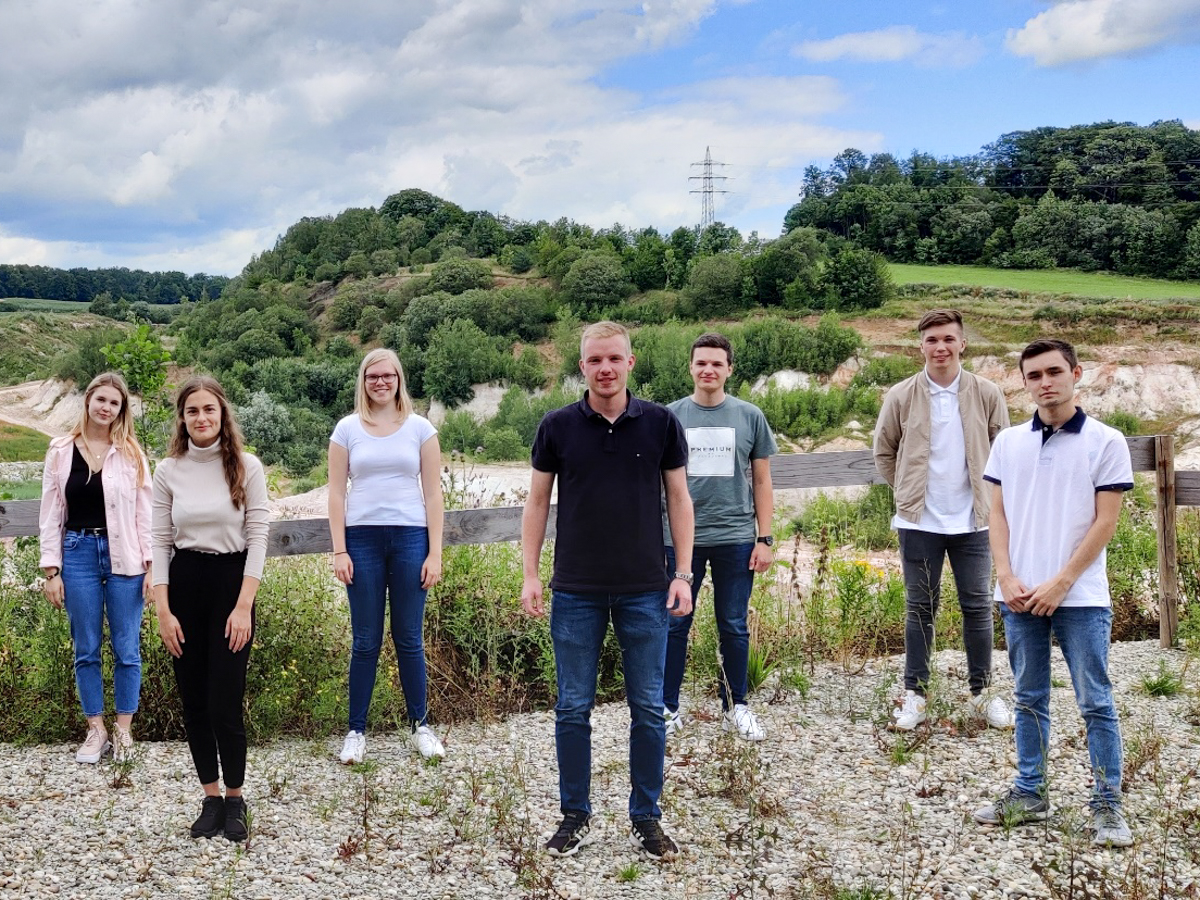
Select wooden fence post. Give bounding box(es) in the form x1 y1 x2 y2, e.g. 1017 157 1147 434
1155 434 1179 648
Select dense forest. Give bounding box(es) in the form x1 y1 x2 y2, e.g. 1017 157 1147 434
785 120 1200 279
0 265 229 306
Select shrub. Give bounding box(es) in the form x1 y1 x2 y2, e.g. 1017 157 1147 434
54 325 127 384
793 484 897 551
744 381 878 442
560 251 633 315
852 354 921 388
821 248 895 310
440 410 485 455
482 426 525 461
685 253 747 318
422 318 511 406
425 257 493 295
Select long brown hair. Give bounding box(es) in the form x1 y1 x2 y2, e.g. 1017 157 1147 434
70 372 148 487
169 376 249 510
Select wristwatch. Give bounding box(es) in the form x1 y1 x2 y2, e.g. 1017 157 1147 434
44 567 61 579
756 536 774 547
672 571 694 585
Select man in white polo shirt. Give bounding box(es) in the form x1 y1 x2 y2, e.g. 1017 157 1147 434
874 309 1012 730
973 338 1134 848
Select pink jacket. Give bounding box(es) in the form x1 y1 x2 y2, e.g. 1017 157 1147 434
39 436 153 576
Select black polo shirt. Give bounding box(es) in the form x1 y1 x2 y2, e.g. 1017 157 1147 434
531 390 688 593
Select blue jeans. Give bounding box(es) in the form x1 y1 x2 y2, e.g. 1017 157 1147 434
1001 605 1123 807
664 544 755 711
60 531 145 718
344 526 430 732
898 529 995 696
550 589 668 821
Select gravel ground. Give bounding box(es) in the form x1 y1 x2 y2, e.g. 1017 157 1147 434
2 640 1198 900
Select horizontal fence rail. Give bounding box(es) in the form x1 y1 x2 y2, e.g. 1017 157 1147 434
0 436 1187 645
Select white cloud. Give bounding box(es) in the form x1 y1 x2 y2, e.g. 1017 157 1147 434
794 25 984 68
0 1 874 273
1006 0 1200 66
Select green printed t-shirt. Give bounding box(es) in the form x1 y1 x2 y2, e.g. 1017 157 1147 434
664 395 778 546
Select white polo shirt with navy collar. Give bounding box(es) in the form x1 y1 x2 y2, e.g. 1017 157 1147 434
983 408 1133 608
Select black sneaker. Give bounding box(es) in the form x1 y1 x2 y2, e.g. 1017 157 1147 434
223 796 248 842
545 813 593 857
630 818 679 860
190 796 225 839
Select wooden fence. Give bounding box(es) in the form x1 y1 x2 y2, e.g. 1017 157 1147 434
2 436 1193 646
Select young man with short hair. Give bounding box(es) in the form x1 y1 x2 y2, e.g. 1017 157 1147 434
873 309 1013 730
973 338 1134 848
521 321 695 861
663 332 777 741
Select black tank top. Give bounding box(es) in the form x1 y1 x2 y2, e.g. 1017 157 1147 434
64 444 107 531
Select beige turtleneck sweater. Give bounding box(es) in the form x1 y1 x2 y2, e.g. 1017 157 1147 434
151 440 270 586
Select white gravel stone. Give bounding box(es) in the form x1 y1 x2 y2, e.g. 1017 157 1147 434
2 641 1198 898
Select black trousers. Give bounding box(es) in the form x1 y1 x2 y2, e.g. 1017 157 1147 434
168 548 254 788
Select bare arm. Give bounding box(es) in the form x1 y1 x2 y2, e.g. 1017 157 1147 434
749 456 774 573
419 434 444 589
520 469 555 617
663 465 694 617
1024 490 1124 617
328 441 353 585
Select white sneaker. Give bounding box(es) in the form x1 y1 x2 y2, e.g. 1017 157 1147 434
411 725 445 759
968 693 1015 729
112 725 134 763
76 723 110 764
722 704 766 741
664 707 684 737
892 690 927 730
338 730 366 765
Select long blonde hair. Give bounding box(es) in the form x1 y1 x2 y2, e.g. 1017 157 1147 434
169 376 249 511
354 348 414 426
71 372 147 486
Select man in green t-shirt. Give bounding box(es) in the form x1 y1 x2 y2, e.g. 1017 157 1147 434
664 332 777 741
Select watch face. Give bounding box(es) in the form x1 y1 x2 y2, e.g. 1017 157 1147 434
758 536 774 546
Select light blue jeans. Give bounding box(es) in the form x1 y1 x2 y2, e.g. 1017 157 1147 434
1001 605 1123 807
61 531 145 717
550 589 668 822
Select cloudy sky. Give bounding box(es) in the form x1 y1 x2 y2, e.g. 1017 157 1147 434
2 0 1198 277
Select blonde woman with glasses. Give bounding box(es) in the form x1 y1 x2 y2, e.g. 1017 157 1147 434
328 348 446 764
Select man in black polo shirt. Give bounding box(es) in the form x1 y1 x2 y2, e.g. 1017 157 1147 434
521 320 695 861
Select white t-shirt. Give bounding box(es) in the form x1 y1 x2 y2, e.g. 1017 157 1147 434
983 410 1133 608
893 370 976 534
330 413 437 527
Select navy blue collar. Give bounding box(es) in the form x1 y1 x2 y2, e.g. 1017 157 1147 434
1031 406 1086 440
575 390 643 422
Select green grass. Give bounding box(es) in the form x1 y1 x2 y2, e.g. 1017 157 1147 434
0 424 49 462
0 298 91 313
0 479 41 500
890 264 1200 301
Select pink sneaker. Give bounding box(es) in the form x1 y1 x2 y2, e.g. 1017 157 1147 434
112 725 135 763
76 723 110 763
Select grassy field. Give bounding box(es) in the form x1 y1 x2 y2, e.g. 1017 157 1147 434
890 264 1200 300
0 424 49 462
0 298 92 313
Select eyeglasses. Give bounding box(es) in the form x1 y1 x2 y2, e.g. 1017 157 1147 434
365 374 398 384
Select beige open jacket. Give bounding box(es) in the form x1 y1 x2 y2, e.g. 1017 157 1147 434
872 369 1009 529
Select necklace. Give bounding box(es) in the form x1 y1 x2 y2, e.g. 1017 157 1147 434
79 437 110 471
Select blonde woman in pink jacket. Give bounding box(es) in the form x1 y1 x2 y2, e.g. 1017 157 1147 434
39 372 153 764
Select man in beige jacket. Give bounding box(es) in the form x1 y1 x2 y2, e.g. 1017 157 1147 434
873 309 1013 730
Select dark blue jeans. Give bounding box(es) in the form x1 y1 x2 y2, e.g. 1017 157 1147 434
898 528 995 696
550 589 668 821
61 531 145 717
344 525 430 732
664 544 755 711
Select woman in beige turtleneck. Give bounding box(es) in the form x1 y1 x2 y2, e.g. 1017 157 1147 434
152 375 269 844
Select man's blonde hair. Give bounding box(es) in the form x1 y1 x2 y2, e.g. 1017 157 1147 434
579 321 631 357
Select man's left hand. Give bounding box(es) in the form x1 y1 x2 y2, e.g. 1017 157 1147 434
1025 577 1070 617
667 579 693 617
749 543 773 573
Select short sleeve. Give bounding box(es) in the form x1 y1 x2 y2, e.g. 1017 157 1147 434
330 415 355 449
983 430 1006 485
530 415 558 474
414 415 437 444
661 410 688 470
1094 431 1134 492
749 406 778 459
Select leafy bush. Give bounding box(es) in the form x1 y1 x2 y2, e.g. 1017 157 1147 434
793 484 897 551
1102 410 1142 436
685 253 748 317
53 325 128 384
821 248 895 310
852 354 921 388
482 426 525 461
560 251 633 315
422 318 512 406
440 410 485 455
744 381 879 442
424 257 493 295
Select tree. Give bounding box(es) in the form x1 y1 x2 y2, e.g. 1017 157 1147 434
425 257 493 295
750 228 827 307
821 249 894 311
422 319 510 406
101 324 169 397
560 252 633 315
685 253 746 318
